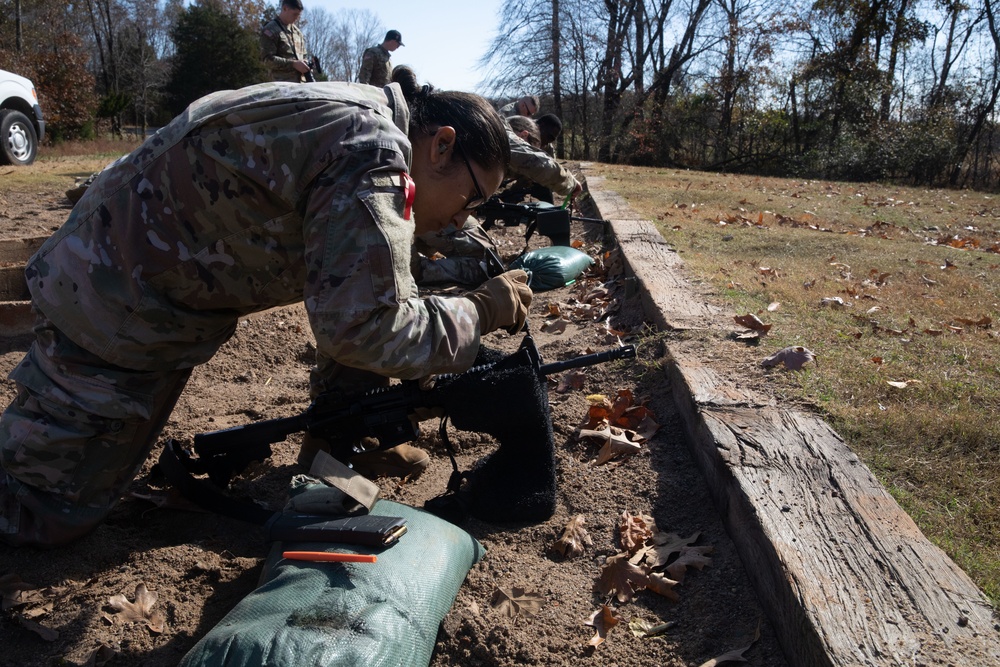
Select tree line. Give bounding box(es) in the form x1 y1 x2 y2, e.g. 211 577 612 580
482 0 1000 190
1 0 998 190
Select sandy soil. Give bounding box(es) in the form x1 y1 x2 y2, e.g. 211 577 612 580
0 170 789 666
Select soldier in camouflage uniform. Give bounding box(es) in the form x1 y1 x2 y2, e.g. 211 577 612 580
498 95 539 119
260 0 311 83
0 67 529 547
358 30 403 87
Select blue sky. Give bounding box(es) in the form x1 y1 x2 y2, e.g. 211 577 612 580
307 0 504 93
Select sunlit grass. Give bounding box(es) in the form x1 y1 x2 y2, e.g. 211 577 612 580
590 164 1000 606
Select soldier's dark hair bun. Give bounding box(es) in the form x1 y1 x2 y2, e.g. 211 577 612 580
391 66 423 100
390 65 510 177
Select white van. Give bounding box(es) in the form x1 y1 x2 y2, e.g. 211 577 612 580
0 68 45 165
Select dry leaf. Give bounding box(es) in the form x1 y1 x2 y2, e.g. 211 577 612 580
541 317 569 334
644 571 681 601
585 605 620 647
555 370 587 394
629 617 676 638
819 297 850 309
766 302 780 312
760 346 816 371
16 616 59 642
80 644 118 667
108 583 166 634
665 546 714 582
490 587 544 619
595 554 649 603
551 515 592 559
698 621 761 666
733 314 772 334
577 425 642 464
618 512 654 555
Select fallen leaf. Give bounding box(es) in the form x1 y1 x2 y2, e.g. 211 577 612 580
541 317 569 334
887 380 921 389
819 297 850 309
108 583 166 634
698 621 761 666
760 346 816 371
585 605 620 647
766 302 780 312
80 644 118 667
578 425 642 464
644 571 681 601
733 314 772 334
619 511 654 555
629 617 676 638
665 545 714 582
555 370 587 394
550 515 592 559
595 554 649 603
490 587 544 619
16 616 59 642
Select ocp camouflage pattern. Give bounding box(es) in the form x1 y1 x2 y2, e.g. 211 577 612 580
26 81 482 379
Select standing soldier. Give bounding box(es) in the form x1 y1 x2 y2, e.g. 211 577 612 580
260 0 311 83
358 30 403 87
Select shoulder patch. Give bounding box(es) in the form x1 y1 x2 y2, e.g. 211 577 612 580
263 29 274 38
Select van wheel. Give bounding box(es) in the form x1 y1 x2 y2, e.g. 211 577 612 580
0 109 38 165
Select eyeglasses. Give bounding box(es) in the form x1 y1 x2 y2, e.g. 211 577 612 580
454 140 488 210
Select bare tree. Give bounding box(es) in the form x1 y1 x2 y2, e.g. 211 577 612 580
305 7 382 83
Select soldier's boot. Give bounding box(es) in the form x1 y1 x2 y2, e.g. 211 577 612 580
349 444 430 480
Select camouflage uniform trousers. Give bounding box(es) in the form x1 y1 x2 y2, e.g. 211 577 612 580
0 315 191 547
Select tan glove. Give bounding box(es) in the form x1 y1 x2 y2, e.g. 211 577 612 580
465 269 532 335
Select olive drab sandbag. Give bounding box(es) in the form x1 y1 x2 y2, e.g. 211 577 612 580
508 245 595 292
178 500 484 667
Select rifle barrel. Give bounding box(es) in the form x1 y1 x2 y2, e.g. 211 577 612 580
539 344 636 375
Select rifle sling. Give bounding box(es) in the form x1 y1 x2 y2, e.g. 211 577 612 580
438 416 467 493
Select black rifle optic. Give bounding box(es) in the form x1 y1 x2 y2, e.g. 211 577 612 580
473 197 603 248
162 336 636 490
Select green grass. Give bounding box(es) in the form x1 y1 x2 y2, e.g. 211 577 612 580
590 165 1000 605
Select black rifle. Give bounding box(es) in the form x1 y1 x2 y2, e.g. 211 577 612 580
164 336 636 489
304 55 322 83
474 197 605 247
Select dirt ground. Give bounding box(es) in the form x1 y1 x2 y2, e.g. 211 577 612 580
0 169 789 666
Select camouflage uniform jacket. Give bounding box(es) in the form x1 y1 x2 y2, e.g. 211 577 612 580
358 45 392 86
498 102 519 118
25 82 481 377
506 131 578 198
260 17 307 82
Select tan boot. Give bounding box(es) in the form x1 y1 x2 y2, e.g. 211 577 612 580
350 444 430 479
296 433 330 468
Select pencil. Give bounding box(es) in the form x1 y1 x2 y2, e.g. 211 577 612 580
282 551 377 563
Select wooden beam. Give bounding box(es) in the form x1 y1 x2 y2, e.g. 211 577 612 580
581 165 1000 666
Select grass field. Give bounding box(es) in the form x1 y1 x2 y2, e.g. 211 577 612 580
588 164 1000 605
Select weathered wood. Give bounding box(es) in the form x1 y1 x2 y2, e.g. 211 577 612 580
581 165 1000 666
0 301 33 338
0 236 47 263
0 264 29 301
584 173 721 332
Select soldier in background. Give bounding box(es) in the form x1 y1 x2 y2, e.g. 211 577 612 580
498 95 539 118
358 30 404 86
260 0 311 83
0 67 529 548
536 113 563 157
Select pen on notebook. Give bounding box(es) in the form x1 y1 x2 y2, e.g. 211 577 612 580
282 551 377 563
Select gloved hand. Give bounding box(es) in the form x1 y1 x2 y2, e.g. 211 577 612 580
465 269 532 335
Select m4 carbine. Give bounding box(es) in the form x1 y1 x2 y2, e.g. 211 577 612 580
474 197 573 247
164 335 636 489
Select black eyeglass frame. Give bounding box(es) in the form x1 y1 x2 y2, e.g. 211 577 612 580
454 140 488 211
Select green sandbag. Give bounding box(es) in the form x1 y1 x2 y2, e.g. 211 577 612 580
179 500 484 667
509 245 595 291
